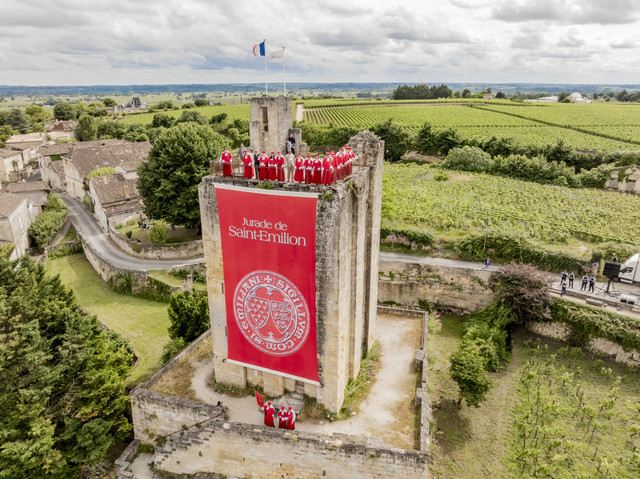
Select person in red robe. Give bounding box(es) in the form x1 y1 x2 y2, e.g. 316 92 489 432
294 155 304 182
259 152 269 180
276 152 285 181
268 152 277 180
262 401 275 427
312 155 322 184
220 148 233 177
287 407 296 430
346 146 354 176
277 407 288 429
242 152 253 179
305 155 313 183
322 154 333 185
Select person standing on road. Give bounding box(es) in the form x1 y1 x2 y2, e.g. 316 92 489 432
560 271 568 284
485 258 490 269
588 275 596 293
561 280 567 297
581 274 588 291
568 272 575 288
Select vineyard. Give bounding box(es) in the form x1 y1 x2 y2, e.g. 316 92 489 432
118 103 251 126
382 163 640 246
303 102 640 151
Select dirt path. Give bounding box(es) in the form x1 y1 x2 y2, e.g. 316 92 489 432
298 314 421 448
188 314 422 447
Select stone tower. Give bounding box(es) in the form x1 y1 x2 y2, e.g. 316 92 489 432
249 96 306 156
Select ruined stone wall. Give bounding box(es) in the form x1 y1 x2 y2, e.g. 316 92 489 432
249 96 292 154
152 420 429 479
378 259 496 314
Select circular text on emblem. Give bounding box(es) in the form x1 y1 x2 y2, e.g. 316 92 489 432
233 271 311 357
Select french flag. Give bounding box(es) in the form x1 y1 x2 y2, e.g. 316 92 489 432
253 41 265 56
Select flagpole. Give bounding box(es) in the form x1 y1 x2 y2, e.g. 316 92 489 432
264 39 268 97
283 47 286 96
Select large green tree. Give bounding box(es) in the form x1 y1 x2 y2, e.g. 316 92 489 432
53 102 76 121
373 118 410 162
0 254 133 478
167 291 209 342
76 114 98 141
5 108 31 133
137 122 230 228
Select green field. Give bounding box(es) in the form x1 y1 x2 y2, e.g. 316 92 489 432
303 102 640 151
46 254 170 386
428 316 640 478
118 103 251 126
382 163 640 247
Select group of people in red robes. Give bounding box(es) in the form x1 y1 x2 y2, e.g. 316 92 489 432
220 146 356 185
261 401 296 430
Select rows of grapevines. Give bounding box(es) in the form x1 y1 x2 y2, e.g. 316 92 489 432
120 104 251 126
382 163 640 245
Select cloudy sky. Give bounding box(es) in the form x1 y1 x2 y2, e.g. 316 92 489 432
1 0 639 86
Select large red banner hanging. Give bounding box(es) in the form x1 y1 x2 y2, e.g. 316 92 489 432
214 184 319 383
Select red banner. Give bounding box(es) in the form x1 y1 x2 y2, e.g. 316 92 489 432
214 184 319 383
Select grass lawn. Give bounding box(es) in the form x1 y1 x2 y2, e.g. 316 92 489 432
46 254 171 386
428 315 640 478
117 222 201 244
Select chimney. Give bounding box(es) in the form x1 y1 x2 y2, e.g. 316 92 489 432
124 183 130 199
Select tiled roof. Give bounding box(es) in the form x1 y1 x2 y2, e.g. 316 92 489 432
40 143 73 157
7 181 48 193
90 173 140 206
50 160 66 180
6 133 46 144
6 141 43 151
0 147 22 159
115 161 143 173
0 192 27 218
67 141 151 178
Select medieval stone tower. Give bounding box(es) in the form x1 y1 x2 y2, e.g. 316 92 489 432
199 97 383 413
249 96 306 156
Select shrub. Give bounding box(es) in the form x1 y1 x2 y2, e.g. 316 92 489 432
449 341 491 408
167 292 210 342
442 146 492 173
590 241 638 268
149 220 168 245
161 337 188 364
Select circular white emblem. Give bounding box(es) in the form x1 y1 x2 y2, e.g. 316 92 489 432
233 271 311 357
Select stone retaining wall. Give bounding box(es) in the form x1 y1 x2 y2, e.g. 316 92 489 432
527 321 640 366
109 225 203 260
378 260 496 314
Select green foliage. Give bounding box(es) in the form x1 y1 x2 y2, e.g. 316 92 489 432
552 299 640 351
194 98 209 107
148 220 169 245
87 167 115 178
53 102 76 120
299 122 359 151
4 108 31 133
155 100 175 110
590 241 638 267
175 109 208 125
137 122 230 227
454 230 585 273
102 98 116 107
76 114 98 141
152 112 174 128
83 194 94 213
449 341 491 408
414 122 463 155
373 118 410 162
443 146 493 172
167 292 210 342
29 195 68 248
25 104 52 124
170 269 206 284
392 83 453 100
0 255 132 477
0 125 15 147
161 337 188 364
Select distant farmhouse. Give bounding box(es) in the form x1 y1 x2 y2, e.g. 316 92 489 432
524 95 559 103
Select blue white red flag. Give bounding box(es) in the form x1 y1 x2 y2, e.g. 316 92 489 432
253 42 265 56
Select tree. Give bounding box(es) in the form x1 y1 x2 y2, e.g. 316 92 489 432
0 125 15 147
25 104 52 124
53 102 76 120
495 91 505 99
557 92 569 102
103 98 116 107
0 255 133 477
167 291 210 342
5 108 31 133
449 342 491 407
137 122 230 228
373 118 410 162
152 112 175 128
76 114 98 141
462 89 471 98
175 109 208 125
194 98 209 107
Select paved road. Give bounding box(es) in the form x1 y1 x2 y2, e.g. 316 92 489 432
379 251 496 271
62 195 203 271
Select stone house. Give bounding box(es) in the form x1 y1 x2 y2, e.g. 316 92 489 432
61 140 151 199
0 147 25 182
89 173 143 231
6 181 48 212
0 191 38 260
44 120 77 140
39 143 73 191
483 93 495 100
5 132 47 162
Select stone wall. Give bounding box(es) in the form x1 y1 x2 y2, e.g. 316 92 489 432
152 420 428 479
415 312 430 454
527 321 640 367
605 166 640 195
108 226 204 260
378 259 496 314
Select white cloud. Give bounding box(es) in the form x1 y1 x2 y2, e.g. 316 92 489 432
0 0 639 85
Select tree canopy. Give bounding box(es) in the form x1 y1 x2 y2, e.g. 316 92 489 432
0 254 133 477
167 291 209 342
76 114 98 141
53 102 76 121
137 122 230 227
391 83 453 100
